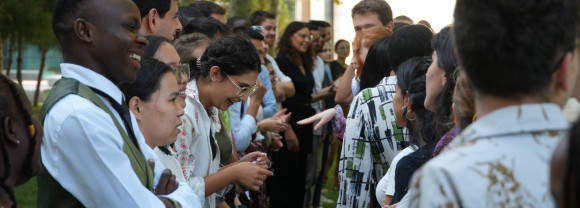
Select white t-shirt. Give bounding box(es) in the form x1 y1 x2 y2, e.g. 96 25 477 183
376 146 415 207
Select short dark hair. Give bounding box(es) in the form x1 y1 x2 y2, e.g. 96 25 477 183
307 22 320 31
454 0 579 98
132 0 172 19
310 20 328 28
177 6 203 27
52 0 91 44
173 33 211 62
181 17 230 40
386 24 434 72
249 10 276 26
143 36 171 58
190 0 225 17
396 56 436 149
394 15 413 24
190 36 260 80
351 0 393 27
431 26 458 138
233 27 264 41
393 22 409 32
227 16 250 30
334 39 349 51
359 36 391 90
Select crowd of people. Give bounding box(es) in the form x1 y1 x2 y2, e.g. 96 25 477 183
1 0 580 207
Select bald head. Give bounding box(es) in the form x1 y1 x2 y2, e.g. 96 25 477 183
52 0 148 84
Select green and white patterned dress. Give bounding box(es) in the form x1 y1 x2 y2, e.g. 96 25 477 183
337 76 407 208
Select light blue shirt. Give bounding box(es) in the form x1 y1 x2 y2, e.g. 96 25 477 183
259 64 276 119
228 65 276 152
229 99 258 152
41 63 201 207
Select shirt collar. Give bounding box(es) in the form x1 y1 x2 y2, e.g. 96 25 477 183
185 79 201 103
454 103 568 144
60 63 125 105
378 76 396 85
184 79 221 133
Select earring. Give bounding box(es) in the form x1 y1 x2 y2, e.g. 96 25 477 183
402 105 407 113
138 115 142 119
16 140 20 145
406 109 416 121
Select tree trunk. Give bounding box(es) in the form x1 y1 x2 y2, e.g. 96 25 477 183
0 39 4 75
34 49 47 106
16 38 23 86
270 0 279 16
6 40 13 77
229 0 252 18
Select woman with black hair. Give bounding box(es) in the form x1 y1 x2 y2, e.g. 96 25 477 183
358 36 392 91
329 39 350 80
269 21 315 208
424 26 458 142
144 36 190 108
390 56 437 205
0 74 43 208
119 58 186 183
174 36 273 208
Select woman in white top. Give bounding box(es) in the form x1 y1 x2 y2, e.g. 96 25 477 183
175 36 273 208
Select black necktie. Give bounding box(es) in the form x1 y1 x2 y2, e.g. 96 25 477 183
90 87 140 148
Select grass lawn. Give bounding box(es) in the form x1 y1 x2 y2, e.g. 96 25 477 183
320 158 340 208
15 177 37 208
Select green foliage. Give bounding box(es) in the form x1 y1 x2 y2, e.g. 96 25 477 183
0 0 57 75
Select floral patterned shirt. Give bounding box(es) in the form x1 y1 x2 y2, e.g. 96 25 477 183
175 80 222 208
405 103 568 208
337 76 407 208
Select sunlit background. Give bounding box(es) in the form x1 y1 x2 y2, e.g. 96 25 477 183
307 0 456 62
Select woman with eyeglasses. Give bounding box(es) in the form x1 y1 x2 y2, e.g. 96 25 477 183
0 74 43 208
174 36 273 208
144 36 191 108
268 21 316 208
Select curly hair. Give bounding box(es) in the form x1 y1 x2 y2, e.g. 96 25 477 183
190 35 261 81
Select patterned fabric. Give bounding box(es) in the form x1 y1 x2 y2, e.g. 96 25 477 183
175 79 222 208
405 103 568 208
337 76 407 208
333 104 346 140
431 127 460 157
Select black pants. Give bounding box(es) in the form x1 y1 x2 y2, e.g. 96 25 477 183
269 115 312 208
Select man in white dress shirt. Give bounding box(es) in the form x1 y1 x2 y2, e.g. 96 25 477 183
38 0 200 207
403 0 580 207
249 10 295 103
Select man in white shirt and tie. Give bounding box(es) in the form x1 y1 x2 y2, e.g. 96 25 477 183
37 0 200 207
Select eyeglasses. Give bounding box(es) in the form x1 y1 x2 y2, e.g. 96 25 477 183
172 63 191 80
224 72 260 97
